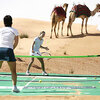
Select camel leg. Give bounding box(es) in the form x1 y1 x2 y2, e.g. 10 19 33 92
50 21 55 38
50 26 53 39
67 22 70 36
57 22 60 37
81 18 84 35
67 13 75 36
85 17 88 34
54 22 58 38
67 22 73 36
67 17 71 36
61 20 65 36
50 13 56 39
69 23 73 36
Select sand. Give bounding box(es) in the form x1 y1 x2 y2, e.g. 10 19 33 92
0 18 100 99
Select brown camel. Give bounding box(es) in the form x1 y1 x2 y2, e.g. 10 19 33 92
67 4 100 36
50 3 68 38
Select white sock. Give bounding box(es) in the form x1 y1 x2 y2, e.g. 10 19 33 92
27 70 29 73
13 85 17 89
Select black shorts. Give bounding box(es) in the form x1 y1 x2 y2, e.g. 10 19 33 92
0 48 16 62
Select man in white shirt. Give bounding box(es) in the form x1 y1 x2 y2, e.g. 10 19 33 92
26 31 49 75
0 15 19 92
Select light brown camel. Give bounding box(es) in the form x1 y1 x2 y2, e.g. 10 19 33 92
67 4 100 36
50 3 68 38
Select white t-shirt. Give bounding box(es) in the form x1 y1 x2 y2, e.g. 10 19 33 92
0 27 19 49
30 37 43 56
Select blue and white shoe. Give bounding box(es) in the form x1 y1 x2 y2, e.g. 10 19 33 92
12 87 20 93
26 71 31 76
42 71 48 76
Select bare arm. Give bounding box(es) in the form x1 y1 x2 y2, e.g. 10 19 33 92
40 45 49 50
13 36 19 49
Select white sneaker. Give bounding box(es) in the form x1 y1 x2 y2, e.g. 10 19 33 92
12 88 20 93
26 71 31 75
42 71 48 76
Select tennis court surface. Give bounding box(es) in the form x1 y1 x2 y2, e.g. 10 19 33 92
0 72 100 96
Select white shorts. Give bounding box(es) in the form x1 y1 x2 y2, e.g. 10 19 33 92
30 51 41 56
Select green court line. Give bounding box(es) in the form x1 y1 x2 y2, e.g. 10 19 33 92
0 72 100 96
15 55 100 58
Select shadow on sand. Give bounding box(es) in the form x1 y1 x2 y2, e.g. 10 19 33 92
58 34 86 39
86 33 100 36
32 65 41 69
58 32 100 39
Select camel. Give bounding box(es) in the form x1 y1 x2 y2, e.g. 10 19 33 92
67 4 100 36
50 3 68 38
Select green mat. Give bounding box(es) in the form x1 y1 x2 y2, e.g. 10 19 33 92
0 72 100 96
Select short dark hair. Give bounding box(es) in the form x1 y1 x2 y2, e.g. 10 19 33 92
3 15 12 27
40 31 45 35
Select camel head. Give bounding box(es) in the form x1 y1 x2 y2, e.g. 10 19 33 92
63 3 68 12
96 4 100 12
91 4 100 16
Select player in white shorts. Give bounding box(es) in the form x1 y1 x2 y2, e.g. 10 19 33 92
26 31 49 75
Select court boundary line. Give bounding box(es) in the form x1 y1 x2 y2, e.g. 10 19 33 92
19 76 37 91
0 79 100 82
0 86 96 90
0 75 100 83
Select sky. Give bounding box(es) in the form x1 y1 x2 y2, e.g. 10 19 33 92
0 0 100 25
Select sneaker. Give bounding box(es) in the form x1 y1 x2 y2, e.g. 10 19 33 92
12 88 20 93
42 71 48 76
26 71 31 75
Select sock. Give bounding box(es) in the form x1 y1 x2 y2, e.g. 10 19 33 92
13 85 17 89
27 70 29 73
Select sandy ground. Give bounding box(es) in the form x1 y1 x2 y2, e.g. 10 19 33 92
0 18 100 99
1 95 100 100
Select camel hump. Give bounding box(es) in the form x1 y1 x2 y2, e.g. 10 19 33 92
71 4 91 17
52 6 66 18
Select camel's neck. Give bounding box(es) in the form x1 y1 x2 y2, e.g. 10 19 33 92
91 7 98 16
64 7 68 13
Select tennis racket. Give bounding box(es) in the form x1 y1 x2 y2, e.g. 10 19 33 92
41 52 51 60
